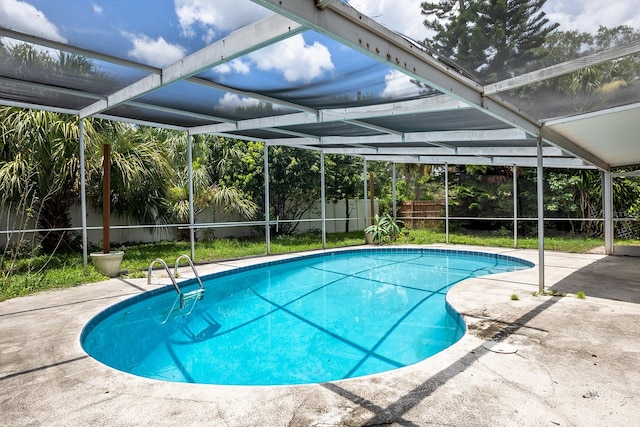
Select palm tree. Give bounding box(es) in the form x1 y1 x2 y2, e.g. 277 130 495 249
0 107 92 252
0 108 165 252
149 128 258 240
0 41 177 252
85 123 174 229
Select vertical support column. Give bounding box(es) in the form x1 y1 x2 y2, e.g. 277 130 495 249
392 162 397 218
369 172 375 223
320 152 327 249
536 137 545 293
363 159 368 228
603 170 614 255
513 164 518 249
264 144 271 254
445 163 449 244
187 133 195 260
79 118 88 273
102 141 111 254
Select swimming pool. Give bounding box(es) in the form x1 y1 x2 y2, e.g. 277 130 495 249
81 248 533 385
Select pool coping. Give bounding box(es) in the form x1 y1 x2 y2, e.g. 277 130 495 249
83 247 523 385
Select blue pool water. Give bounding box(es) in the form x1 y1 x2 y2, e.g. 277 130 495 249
81 248 532 385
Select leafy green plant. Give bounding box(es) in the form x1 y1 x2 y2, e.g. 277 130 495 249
365 214 404 244
576 291 586 299
511 293 519 301
532 289 566 297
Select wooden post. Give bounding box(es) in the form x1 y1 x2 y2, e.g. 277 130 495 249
102 143 110 254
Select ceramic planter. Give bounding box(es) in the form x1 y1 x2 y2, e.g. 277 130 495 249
90 251 124 277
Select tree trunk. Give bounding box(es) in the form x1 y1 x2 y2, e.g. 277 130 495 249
344 197 351 233
37 195 75 253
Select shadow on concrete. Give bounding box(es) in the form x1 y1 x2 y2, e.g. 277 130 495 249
116 277 152 292
0 278 148 318
322 296 563 426
322 254 640 425
0 293 136 318
549 255 640 304
0 355 88 381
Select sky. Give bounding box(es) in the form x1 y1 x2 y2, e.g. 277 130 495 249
0 0 638 112
348 0 640 40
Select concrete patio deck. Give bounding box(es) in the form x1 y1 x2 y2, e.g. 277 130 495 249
1 245 639 426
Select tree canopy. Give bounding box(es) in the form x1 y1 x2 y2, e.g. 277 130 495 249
421 0 559 81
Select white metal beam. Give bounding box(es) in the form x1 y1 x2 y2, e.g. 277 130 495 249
612 170 640 177
92 114 187 131
0 99 79 116
491 157 593 168
367 147 455 155
186 76 318 114
260 147 578 166
485 39 640 95
251 0 607 171
192 96 466 136
187 133 196 259
417 156 492 164
364 155 421 163
318 147 378 155
357 154 590 168
537 137 545 292
80 14 304 118
316 0 339 9
344 119 404 136
320 151 327 248
322 95 468 121
251 0 539 135
127 101 235 124
264 144 271 254
544 102 640 127
265 138 315 146
265 127 318 138
191 111 317 135
603 171 614 255
0 76 105 101
260 129 531 146
0 28 159 74
321 146 566 157
79 119 88 272
404 129 529 143
212 132 266 143
456 146 564 156
290 144 323 152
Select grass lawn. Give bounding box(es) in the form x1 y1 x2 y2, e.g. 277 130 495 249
0 229 635 301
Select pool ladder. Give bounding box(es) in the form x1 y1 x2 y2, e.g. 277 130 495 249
147 255 205 316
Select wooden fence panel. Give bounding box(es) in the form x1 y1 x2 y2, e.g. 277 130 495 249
397 200 444 228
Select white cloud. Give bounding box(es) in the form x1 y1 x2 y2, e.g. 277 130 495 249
348 0 428 40
381 69 423 98
175 0 271 41
217 93 284 114
202 28 216 44
543 0 640 34
348 0 640 41
0 0 66 42
124 33 187 68
217 92 260 110
249 34 334 83
215 58 251 75
91 4 103 14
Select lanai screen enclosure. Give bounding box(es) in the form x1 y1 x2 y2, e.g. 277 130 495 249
1 0 639 291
